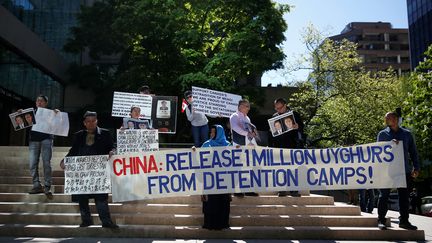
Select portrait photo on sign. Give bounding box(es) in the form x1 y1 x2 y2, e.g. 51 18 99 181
123 118 152 129
268 111 297 137
9 108 36 131
151 96 178 134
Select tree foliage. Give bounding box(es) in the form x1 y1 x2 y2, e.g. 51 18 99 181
289 25 403 147
64 0 289 103
403 45 432 162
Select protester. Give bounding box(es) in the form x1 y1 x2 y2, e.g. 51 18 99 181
184 90 209 147
230 99 258 197
200 125 231 230
359 189 375 213
26 95 55 199
376 111 420 230
60 111 119 229
268 98 304 197
138 85 153 96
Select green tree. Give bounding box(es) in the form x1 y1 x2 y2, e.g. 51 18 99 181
403 45 432 162
288 25 403 147
64 0 289 102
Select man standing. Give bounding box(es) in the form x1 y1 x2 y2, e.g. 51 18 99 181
269 98 304 197
376 111 419 230
28 95 54 199
230 99 258 196
61 111 119 229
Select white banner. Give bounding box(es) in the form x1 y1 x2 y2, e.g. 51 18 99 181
109 141 406 202
112 91 153 118
63 155 111 195
116 129 159 154
31 108 69 136
192 86 242 118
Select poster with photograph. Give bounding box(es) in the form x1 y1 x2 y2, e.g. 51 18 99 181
268 111 297 137
9 108 36 131
245 122 259 146
112 91 153 118
122 118 152 129
31 108 69 136
116 129 159 154
192 86 242 118
151 96 177 134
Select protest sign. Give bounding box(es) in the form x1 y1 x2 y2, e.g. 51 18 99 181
117 129 159 154
192 86 242 118
109 141 405 202
268 111 297 137
112 91 153 118
9 108 35 131
31 108 69 136
151 96 178 134
63 155 111 194
122 118 152 129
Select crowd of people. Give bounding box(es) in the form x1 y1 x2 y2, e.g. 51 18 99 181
19 86 421 231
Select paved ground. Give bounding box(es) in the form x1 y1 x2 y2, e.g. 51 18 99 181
1 207 430 243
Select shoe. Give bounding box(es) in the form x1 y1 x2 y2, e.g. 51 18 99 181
102 223 119 229
399 221 417 230
278 191 288 197
79 222 93 227
290 191 301 197
234 193 244 198
245 192 258 196
44 187 53 200
378 220 387 230
29 186 44 194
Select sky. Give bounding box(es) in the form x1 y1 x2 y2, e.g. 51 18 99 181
261 0 409 87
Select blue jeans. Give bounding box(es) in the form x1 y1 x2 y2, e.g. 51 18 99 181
191 124 209 147
359 189 375 213
29 139 53 189
377 174 412 223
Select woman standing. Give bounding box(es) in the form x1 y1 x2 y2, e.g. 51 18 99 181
184 90 209 147
201 125 231 230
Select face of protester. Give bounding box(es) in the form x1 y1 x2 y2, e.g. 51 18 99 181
274 102 287 114
186 95 193 104
385 113 399 130
25 114 33 124
35 97 47 108
130 107 141 119
210 128 216 139
239 102 250 115
284 117 294 129
15 116 24 125
83 116 98 133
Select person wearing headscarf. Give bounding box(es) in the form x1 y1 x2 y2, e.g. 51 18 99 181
201 125 231 230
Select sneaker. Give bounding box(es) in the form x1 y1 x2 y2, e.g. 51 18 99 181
29 186 44 194
290 191 301 197
278 191 288 197
102 223 119 229
44 187 53 200
399 221 417 230
378 220 387 230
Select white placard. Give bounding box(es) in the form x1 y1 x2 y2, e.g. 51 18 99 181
31 108 69 136
268 111 297 137
9 108 35 131
116 129 159 154
192 86 242 118
63 155 111 194
112 91 153 118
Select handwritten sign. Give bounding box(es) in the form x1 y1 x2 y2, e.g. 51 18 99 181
31 108 69 136
109 141 405 202
192 86 241 118
63 155 111 194
116 129 159 154
112 91 153 118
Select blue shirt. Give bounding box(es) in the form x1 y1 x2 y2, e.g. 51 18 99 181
377 126 420 173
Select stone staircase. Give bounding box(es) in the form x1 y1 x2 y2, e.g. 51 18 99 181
0 146 425 240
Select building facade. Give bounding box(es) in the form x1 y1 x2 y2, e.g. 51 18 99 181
407 0 432 69
329 22 410 75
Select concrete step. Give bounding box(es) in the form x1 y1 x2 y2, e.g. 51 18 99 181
0 169 64 177
0 177 65 185
0 202 360 215
0 146 70 153
0 212 386 227
0 224 425 240
0 157 65 170
0 193 334 205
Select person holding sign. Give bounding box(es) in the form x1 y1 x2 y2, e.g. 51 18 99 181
376 111 420 230
60 111 119 229
184 90 210 147
269 98 304 197
25 95 57 199
201 125 231 230
229 99 258 197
